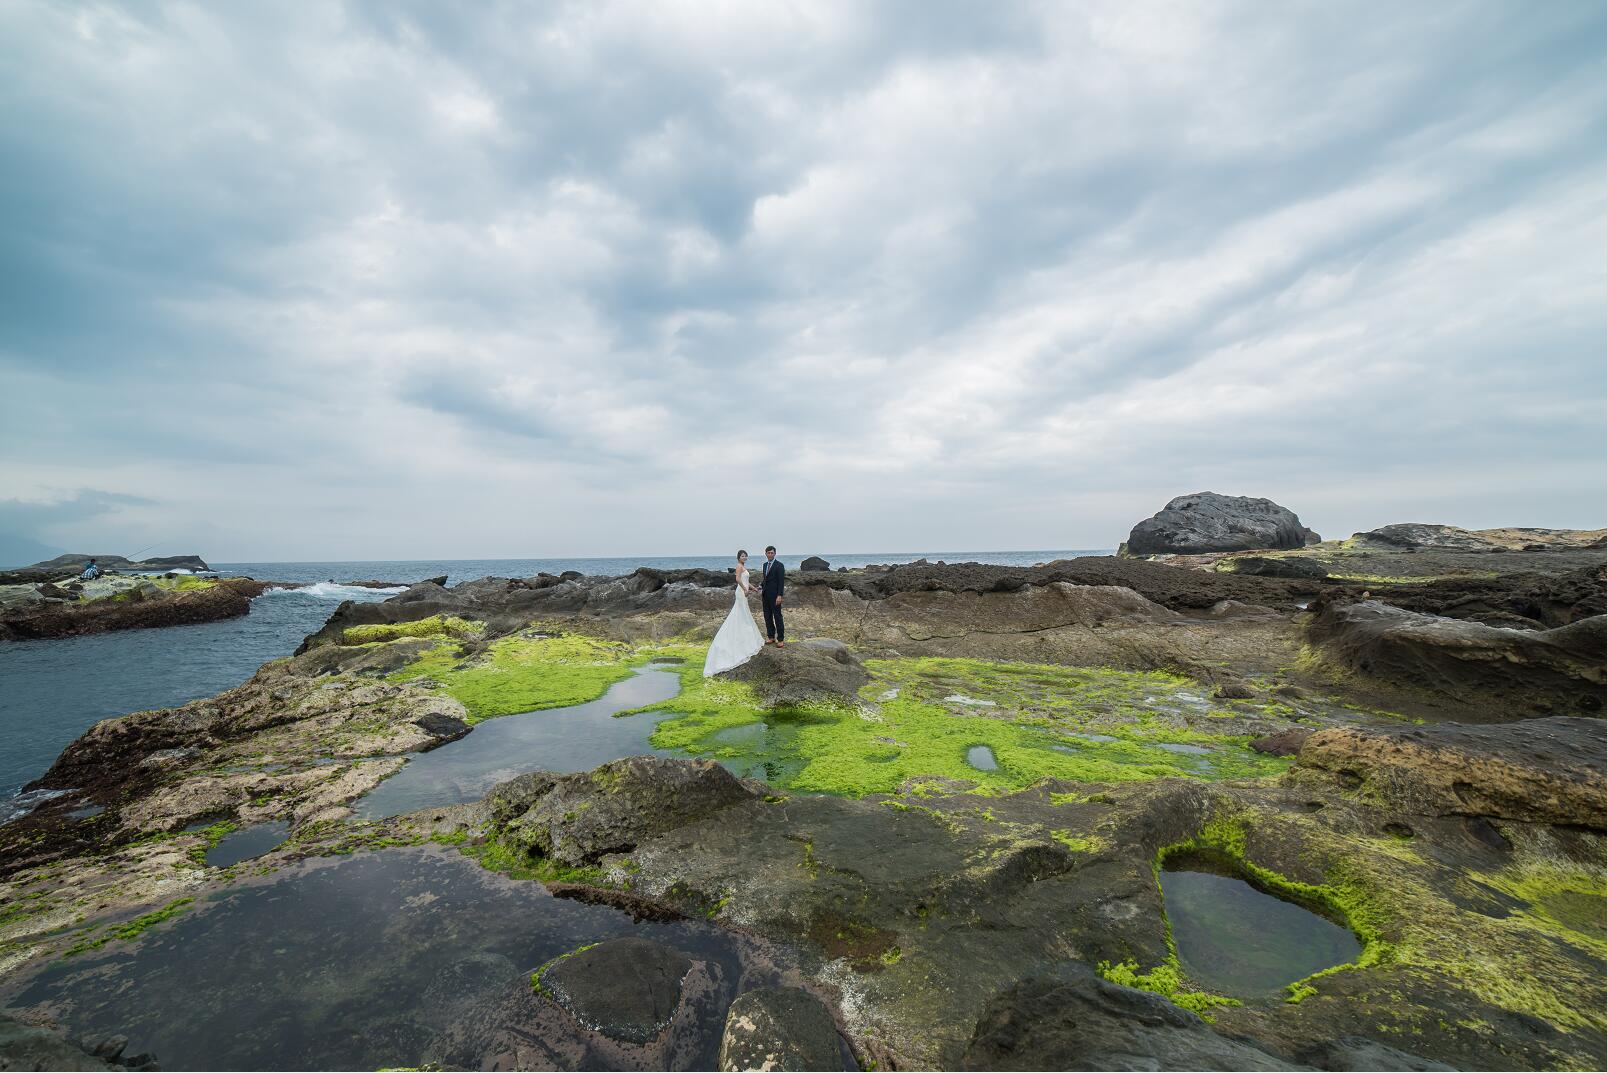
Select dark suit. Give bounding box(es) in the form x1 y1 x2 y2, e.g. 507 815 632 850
760 558 785 641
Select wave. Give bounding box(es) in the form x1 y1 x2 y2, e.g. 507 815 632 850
0 787 69 826
260 582 409 600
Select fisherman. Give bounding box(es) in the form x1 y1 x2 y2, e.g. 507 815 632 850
80 558 101 580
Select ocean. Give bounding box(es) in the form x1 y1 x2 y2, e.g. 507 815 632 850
0 550 1106 817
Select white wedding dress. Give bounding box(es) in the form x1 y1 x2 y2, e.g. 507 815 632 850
703 565 765 676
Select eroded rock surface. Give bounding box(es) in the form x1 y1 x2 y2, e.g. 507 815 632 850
1298 717 1607 828
1304 598 1607 715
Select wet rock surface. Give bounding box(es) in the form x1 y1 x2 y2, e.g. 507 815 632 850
541 938 692 1045
718 987 845 1072
0 1013 137 1071
1124 492 1320 556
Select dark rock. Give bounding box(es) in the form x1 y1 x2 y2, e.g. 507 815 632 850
1126 492 1319 556
1250 728 1313 756
541 937 691 1044
0 1013 133 1070
718 987 845 1072
1212 680 1256 700
495 756 756 865
801 556 831 572
411 711 471 749
1304 599 1607 714
1299 716 1607 828
35 582 77 600
1223 555 1329 580
725 639 868 706
960 966 1294 1071
1295 1036 1455 1071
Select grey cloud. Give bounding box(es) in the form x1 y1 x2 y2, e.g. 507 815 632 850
0 1 1603 558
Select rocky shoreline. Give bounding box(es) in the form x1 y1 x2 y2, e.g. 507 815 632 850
1 529 1603 1070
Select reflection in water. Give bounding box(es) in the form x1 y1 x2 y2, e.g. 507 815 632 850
1160 860 1361 996
966 745 999 771
206 821 291 868
0 849 759 1071
354 667 683 820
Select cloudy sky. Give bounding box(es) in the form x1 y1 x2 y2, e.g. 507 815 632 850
2 2 1603 564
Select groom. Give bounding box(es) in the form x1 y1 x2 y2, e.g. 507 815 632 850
760 545 785 646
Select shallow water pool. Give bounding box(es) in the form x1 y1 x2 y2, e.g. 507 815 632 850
0 847 771 1071
353 666 682 820
1160 859 1361 996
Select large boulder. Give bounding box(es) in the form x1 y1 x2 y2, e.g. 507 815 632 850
800 556 831 572
1125 493 1319 556
725 639 868 706
1297 716 1607 828
959 967 1293 1071
718 987 845 1072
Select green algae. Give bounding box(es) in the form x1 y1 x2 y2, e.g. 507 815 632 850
186 820 239 865
461 835 608 887
342 615 483 645
530 941 600 995
388 631 643 723
62 898 195 958
641 654 1289 797
1097 957 1239 1016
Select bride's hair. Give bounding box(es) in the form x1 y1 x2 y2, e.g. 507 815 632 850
737 549 748 561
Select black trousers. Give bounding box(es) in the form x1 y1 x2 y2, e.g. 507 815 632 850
762 594 784 641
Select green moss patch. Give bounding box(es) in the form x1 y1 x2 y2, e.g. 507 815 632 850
388 631 659 723
641 655 1289 797
342 615 483 645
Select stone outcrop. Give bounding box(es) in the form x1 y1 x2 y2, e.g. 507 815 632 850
800 556 831 572
1124 493 1320 556
1297 717 1607 828
1358 524 1607 552
0 553 210 585
1304 598 1607 715
718 987 846 1072
0 578 271 642
489 757 756 866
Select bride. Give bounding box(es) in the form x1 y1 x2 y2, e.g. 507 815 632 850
703 549 765 676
